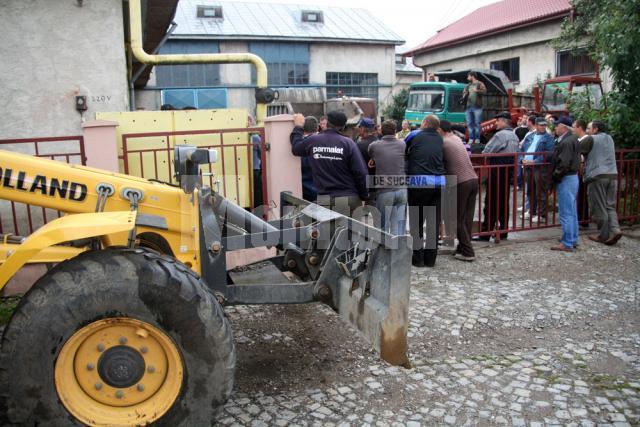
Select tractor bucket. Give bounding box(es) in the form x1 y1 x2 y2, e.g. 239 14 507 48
279 193 412 366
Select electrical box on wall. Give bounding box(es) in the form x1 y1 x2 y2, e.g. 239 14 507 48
75 96 88 112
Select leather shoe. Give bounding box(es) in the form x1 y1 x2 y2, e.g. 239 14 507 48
604 233 622 246
588 234 603 243
550 244 574 252
472 235 490 242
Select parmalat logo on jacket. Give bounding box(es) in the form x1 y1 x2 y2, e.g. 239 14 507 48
312 146 344 160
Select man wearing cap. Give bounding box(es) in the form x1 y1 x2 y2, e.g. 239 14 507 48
474 112 519 241
582 120 622 245
356 118 378 174
520 118 556 223
290 111 368 216
550 116 581 252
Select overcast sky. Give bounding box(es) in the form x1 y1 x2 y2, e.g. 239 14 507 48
257 0 499 51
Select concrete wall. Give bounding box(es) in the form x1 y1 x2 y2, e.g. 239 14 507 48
412 21 563 92
309 43 396 110
394 72 422 95
139 40 398 117
0 0 129 139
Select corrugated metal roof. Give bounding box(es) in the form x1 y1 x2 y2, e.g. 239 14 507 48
405 0 571 55
171 0 404 45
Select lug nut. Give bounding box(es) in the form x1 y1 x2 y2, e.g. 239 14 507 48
287 259 296 269
97 344 105 352
115 390 124 399
147 365 155 373
95 382 102 390
87 363 95 371
140 346 148 354
119 336 127 345
309 255 319 265
137 384 145 392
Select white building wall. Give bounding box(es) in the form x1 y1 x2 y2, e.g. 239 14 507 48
309 43 396 110
412 21 563 92
0 0 129 139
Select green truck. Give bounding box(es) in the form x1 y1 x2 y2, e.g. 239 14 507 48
404 69 604 141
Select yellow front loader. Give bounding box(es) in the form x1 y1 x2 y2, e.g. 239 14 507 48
0 145 411 426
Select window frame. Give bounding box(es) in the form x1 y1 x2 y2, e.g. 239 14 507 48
490 57 520 83
325 72 379 99
555 48 598 77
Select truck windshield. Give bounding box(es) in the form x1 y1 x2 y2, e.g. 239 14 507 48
573 83 604 109
542 82 569 111
407 89 445 112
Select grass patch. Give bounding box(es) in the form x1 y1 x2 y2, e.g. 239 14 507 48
0 297 20 326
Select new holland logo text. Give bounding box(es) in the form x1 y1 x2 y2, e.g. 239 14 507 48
0 168 87 201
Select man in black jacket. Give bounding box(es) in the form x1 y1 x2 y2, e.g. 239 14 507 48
290 111 368 217
550 116 581 252
406 115 446 267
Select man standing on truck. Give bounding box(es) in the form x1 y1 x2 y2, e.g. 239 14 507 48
474 112 519 241
550 116 581 252
290 112 369 217
521 118 556 223
581 120 622 245
463 71 487 145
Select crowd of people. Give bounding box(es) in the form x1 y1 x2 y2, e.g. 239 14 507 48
285 104 622 268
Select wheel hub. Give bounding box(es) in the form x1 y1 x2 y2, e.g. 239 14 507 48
55 318 184 426
97 345 145 388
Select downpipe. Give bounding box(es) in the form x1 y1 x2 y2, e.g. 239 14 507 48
127 0 269 123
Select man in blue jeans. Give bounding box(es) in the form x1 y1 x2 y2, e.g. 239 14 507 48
368 120 407 235
550 116 581 252
463 71 486 144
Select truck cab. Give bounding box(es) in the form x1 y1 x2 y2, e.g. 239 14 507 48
404 82 466 127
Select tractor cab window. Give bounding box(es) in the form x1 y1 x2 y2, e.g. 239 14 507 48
542 82 569 112
573 83 604 109
407 89 445 112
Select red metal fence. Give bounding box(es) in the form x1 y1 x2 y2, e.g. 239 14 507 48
0 136 86 236
470 149 640 240
120 127 267 210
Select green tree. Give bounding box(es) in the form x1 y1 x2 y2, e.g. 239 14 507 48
554 0 640 146
382 89 409 122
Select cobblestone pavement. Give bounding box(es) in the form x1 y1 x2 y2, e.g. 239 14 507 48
217 228 640 426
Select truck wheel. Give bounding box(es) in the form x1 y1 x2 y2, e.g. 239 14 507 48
0 248 235 426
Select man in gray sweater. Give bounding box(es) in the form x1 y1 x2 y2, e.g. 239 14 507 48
581 120 622 245
368 120 407 235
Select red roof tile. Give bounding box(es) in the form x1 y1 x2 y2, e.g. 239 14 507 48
405 0 571 56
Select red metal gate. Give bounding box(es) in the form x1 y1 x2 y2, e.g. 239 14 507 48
119 127 268 210
471 148 640 239
0 136 86 236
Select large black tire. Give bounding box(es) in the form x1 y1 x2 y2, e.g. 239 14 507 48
0 248 235 426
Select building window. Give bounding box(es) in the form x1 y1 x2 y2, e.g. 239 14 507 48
161 88 227 109
197 5 223 18
395 54 405 65
556 48 597 76
490 57 520 82
249 42 310 86
155 41 220 87
301 10 324 23
326 72 378 99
